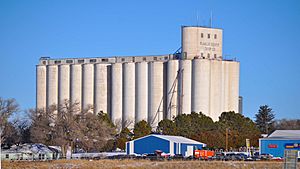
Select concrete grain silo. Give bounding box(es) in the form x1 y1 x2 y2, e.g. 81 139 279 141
70 64 82 107
191 59 210 116
228 61 240 113
111 63 123 126
166 60 179 120
82 64 94 111
36 26 240 129
178 59 192 115
209 60 222 121
123 62 135 129
36 65 47 109
58 64 70 107
135 62 148 122
46 65 58 108
148 61 164 128
94 63 109 114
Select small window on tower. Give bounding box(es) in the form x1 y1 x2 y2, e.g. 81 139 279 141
214 34 217 39
214 54 217 58
201 33 204 38
54 60 61 64
201 53 204 57
143 57 146 61
208 34 210 39
207 53 210 58
66 60 73 63
90 59 96 63
154 57 157 61
121 58 125 61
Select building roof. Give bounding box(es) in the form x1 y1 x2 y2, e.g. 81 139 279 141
268 130 300 139
2 143 55 154
130 134 206 146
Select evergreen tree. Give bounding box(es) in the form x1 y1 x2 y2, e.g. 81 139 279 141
116 127 132 150
157 119 177 135
133 120 151 139
255 105 275 134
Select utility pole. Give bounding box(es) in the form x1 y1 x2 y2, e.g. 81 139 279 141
225 128 229 152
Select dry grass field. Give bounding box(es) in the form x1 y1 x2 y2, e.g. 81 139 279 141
2 159 299 169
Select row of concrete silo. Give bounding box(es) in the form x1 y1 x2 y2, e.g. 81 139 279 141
36 58 239 129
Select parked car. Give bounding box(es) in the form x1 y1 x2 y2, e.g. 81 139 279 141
260 153 273 160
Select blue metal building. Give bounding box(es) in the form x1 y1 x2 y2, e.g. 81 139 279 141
259 130 300 158
126 134 206 156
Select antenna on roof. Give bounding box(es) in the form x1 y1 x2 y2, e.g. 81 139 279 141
196 11 199 26
210 11 213 28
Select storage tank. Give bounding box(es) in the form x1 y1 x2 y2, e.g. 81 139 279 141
191 59 210 116
58 64 70 107
111 63 123 126
166 60 179 120
178 60 192 115
36 65 47 109
221 61 230 112
210 60 222 121
148 62 164 129
70 64 82 108
82 64 94 112
135 62 148 123
123 62 135 129
46 65 58 108
228 61 240 113
94 64 109 114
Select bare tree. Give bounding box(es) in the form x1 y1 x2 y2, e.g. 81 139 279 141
0 97 20 146
30 100 115 156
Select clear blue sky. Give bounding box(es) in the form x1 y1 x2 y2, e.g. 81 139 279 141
0 0 299 120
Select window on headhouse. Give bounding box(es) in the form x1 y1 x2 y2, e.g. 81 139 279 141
121 58 125 61
6 154 9 158
66 60 73 63
208 34 210 39
201 33 204 38
154 57 157 61
143 57 146 61
214 34 217 39
78 59 84 63
101 58 108 62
